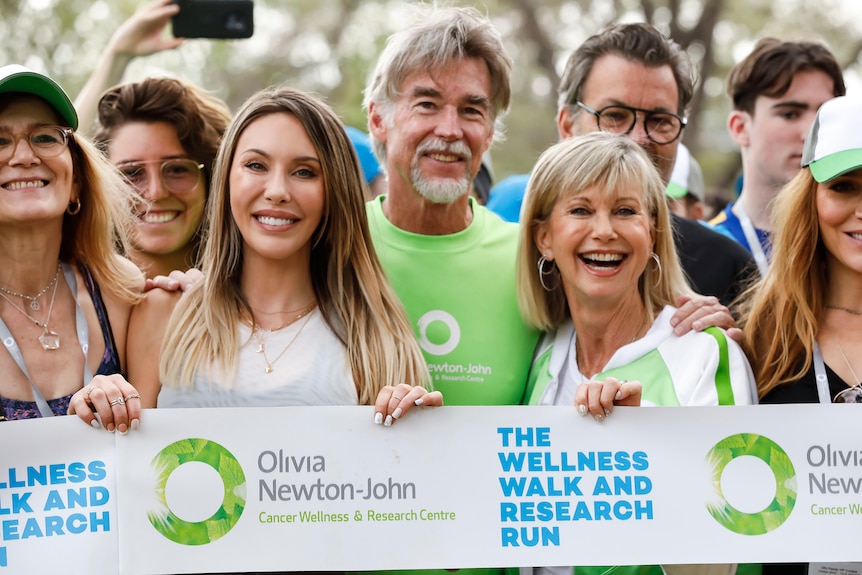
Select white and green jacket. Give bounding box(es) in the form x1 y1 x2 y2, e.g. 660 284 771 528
522 306 757 407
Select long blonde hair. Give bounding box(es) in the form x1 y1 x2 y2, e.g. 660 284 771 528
64 132 141 303
739 168 824 398
159 87 429 403
517 132 691 331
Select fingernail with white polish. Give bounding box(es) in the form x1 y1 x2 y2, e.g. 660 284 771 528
414 397 424 406
392 407 403 420
384 415 393 427
131 419 140 431
374 412 383 425
577 404 588 417
90 419 101 429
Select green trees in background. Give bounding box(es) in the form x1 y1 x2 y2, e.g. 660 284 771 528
2 0 860 202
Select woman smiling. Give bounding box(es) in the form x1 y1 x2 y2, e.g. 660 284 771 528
518 132 756 415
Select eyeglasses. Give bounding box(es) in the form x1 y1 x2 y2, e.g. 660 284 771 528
117 159 205 194
575 101 687 145
0 126 74 162
833 386 862 404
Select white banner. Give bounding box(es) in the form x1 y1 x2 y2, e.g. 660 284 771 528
2 405 862 573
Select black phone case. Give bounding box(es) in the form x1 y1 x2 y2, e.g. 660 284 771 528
172 0 254 39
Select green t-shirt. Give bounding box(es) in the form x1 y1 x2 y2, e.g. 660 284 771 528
367 196 540 407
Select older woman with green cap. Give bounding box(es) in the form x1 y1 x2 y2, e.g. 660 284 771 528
0 65 142 425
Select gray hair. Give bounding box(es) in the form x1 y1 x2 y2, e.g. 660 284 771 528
557 23 694 115
364 5 513 164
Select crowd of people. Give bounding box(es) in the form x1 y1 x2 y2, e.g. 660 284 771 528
1 0 860 573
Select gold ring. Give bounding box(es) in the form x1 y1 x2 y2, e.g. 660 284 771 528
124 393 141 401
84 386 95 399
109 397 125 407
391 395 403 402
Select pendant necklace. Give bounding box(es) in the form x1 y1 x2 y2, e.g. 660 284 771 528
0 273 61 351
253 302 317 374
0 264 61 311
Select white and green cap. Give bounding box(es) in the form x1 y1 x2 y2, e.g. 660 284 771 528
0 64 78 130
666 144 704 201
802 96 862 183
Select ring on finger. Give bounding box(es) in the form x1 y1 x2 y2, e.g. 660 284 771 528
109 397 126 407
391 395 403 402
84 386 95 399
124 393 141 401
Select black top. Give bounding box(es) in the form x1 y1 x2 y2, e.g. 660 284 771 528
671 213 756 307
760 358 851 575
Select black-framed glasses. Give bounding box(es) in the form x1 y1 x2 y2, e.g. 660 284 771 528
833 386 862 404
0 126 74 162
575 101 687 145
117 159 205 194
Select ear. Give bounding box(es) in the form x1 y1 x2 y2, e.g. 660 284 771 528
534 220 554 261
727 110 751 148
557 106 577 140
367 101 388 144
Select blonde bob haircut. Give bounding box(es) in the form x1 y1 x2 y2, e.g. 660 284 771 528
517 132 691 331
739 168 824 398
159 87 429 403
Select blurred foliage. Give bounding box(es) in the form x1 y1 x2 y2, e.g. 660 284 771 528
2 0 861 206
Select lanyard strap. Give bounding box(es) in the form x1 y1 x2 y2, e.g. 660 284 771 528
813 341 831 404
0 262 92 417
736 204 770 277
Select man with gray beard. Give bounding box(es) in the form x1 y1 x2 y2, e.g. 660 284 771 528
363 5 541 418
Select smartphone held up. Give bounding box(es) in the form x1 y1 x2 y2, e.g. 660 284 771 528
172 0 254 39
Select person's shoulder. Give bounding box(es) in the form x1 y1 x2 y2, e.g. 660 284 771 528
672 213 752 261
487 173 530 223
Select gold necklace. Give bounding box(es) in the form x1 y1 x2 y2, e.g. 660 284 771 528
0 274 61 351
253 304 316 374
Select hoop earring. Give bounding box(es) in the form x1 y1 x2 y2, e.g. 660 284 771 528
650 252 663 288
537 255 559 292
66 199 81 215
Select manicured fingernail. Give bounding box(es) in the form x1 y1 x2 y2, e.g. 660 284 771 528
384 415 393 427
90 419 101 429
577 404 588 417
392 407 403 420
118 425 128 435
374 412 383 425
414 397 424 406
604 408 611 417
594 414 604 423
131 418 140 431
108 424 116 433
615 391 622 400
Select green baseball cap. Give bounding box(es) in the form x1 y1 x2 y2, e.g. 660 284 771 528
0 64 78 130
666 143 704 201
802 96 862 183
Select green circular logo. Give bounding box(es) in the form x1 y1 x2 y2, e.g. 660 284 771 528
149 438 247 545
706 433 796 535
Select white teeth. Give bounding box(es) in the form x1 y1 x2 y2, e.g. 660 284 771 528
427 153 459 162
582 252 624 262
139 212 179 224
4 180 45 190
257 215 295 226
851 233 862 241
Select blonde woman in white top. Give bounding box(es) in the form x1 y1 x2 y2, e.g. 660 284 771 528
70 87 438 428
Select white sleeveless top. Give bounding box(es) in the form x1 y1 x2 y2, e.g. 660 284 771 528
157 310 358 408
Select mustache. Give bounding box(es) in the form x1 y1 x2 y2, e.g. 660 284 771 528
415 138 472 162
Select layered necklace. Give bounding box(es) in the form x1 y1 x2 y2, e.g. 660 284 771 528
0 264 62 351
252 301 317 374
0 265 60 311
